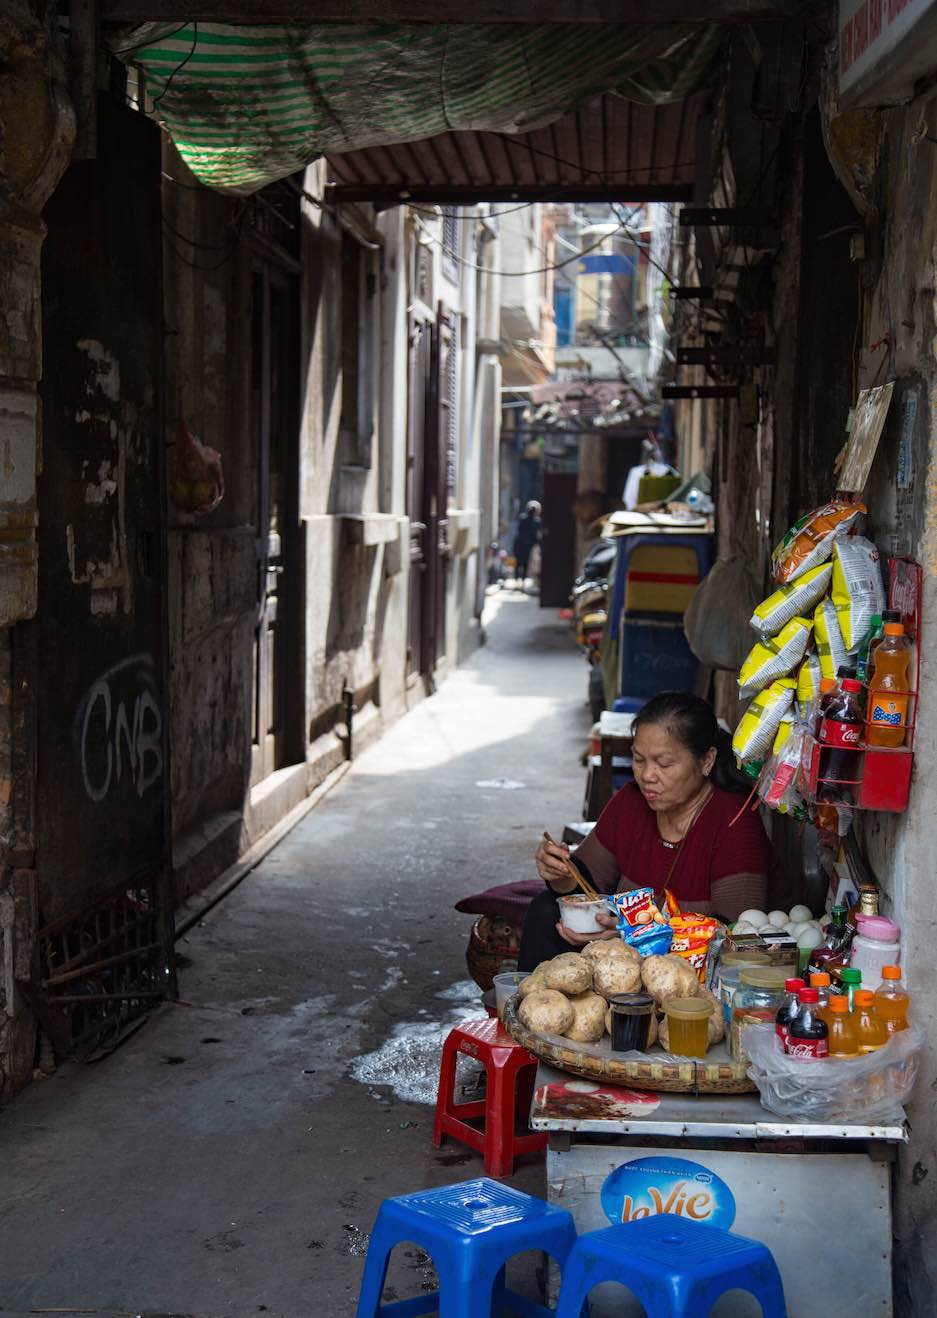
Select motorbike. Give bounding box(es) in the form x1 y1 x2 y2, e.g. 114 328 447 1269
571 538 616 723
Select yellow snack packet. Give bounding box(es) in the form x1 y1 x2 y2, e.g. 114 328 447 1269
733 678 797 765
831 537 885 651
772 716 793 756
814 597 848 681
738 616 813 700
749 562 833 636
796 651 822 716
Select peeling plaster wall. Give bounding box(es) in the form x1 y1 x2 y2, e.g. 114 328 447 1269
0 1 73 1100
300 177 392 763
161 149 256 891
830 98 937 1315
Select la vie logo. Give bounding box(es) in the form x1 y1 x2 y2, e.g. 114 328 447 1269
601 1157 736 1229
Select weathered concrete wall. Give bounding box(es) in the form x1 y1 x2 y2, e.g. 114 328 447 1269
0 1 73 1100
822 92 937 1314
161 149 257 894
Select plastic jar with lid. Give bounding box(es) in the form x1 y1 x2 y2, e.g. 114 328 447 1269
730 966 791 1062
716 951 771 1032
850 916 900 988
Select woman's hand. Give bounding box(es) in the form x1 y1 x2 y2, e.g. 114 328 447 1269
535 837 577 887
556 911 619 948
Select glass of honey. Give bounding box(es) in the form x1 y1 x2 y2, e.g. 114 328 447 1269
663 996 713 1057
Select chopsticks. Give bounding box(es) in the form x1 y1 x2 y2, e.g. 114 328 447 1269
543 831 601 901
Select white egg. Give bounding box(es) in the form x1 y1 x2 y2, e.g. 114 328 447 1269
783 922 800 936
767 910 789 928
819 915 831 929
759 924 779 935
738 910 768 928
788 904 813 924
733 921 756 934
797 927 823 951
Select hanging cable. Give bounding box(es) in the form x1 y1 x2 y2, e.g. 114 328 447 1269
150 23 199 108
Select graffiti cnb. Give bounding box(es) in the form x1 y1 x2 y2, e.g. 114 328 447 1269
73 653 163 803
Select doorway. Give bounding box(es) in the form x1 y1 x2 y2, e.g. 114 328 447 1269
406 305 454 679
539 471 578 607
249 248 302 787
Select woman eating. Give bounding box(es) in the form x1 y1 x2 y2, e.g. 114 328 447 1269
518 692 769 971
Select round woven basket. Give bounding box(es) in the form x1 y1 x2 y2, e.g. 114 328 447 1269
465 917 520 990
503 995 756 1095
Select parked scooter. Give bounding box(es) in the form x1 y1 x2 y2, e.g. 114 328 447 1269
571 539 616 722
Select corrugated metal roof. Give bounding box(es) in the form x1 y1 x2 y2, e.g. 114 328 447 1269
327 91 704 205
117 23 717 195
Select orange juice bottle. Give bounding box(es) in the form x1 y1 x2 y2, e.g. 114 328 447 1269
873 965 909 1034
827 994 859 1057
867 623 911 748
853 989 888 1052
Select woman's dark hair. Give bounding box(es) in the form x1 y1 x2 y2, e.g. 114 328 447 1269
632 692 750 794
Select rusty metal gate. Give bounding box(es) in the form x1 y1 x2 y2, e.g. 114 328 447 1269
33 94 174 1056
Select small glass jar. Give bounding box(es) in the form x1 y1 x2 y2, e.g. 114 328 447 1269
716 951 772 1032
730 966 790 1062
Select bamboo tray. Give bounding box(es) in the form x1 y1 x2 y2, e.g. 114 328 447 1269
503 996 757 1095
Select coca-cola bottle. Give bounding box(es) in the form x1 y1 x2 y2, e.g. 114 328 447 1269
818 677 864 804
775 977 805 1047
786 987 829 1059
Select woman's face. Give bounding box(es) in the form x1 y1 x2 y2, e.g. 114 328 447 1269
632 721 715 813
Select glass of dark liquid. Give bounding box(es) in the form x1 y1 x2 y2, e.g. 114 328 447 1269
608 991 655 1052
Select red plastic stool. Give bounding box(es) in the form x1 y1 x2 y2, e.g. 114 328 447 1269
432 1017 548 1177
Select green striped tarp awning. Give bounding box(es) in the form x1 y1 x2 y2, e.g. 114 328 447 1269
114 22 723 195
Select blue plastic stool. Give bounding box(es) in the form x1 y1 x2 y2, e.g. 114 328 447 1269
555 1214 786 1318
355 1177 577 1318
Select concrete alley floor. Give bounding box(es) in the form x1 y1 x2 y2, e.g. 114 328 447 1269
0 590 590 1318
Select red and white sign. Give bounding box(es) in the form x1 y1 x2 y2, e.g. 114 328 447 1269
839 0 937 104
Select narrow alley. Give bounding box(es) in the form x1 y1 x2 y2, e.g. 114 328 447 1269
7 4 937 1314
0 594 584 1317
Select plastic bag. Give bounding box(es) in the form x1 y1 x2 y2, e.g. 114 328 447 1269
750 562 833 636
733 677 796 765
684 556 763 670
738 616 813 699
814 598 849 681
759 721 810 816
168 418 225 516
771 501 865 585
831 536 885 652
744 1022 924 1123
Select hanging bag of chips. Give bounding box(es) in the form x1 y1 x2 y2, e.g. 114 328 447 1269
733 677 797 764
814 597 849 680
738 616 813 699
831 536 885 652
771 501 865 585
796 651 822 717
750 562 833 635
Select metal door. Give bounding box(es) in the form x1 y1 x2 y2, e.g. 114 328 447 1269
33 95 173 1049
249 260 301 785
407 311 452 679
406 320 431 676
540 472 578 607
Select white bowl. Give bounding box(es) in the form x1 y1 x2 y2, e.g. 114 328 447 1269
557 894 611 933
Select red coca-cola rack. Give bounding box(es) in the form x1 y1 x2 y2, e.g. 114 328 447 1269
805 556 921 813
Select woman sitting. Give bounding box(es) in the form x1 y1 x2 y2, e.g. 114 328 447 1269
518 692 769 971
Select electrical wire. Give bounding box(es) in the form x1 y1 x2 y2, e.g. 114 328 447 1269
408 202 535 222
414 213 636 278
150 23 199 108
